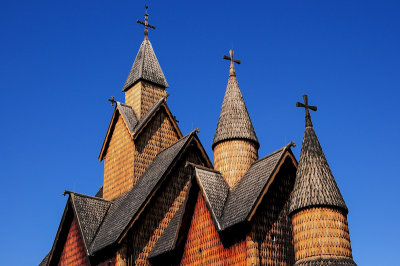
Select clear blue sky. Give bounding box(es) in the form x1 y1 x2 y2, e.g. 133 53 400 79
1 1 399 265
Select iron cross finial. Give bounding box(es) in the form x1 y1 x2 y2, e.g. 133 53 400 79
108 96 116 107
223 50 241 76
296 94 317 128
137 5 156 40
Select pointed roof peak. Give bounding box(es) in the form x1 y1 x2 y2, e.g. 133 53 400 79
290 95 347 214
122 7 168 91
212 52 258 149
122 37 168 91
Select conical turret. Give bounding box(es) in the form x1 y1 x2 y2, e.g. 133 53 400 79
213 50 259 188
290 95 356 266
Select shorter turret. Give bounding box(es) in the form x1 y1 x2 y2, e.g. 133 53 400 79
289 95 356 265
213 50 259 188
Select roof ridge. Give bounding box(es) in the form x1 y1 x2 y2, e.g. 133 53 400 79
186 162 219 174
63 191 110 203
251 142 295 166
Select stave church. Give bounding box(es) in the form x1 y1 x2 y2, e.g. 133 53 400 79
40 8 356 266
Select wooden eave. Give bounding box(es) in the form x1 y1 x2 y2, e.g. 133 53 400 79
246 143 298 221
116 131 211 245
47 197 73 266
98 108 119 161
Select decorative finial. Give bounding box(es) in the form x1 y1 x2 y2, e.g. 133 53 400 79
296 94 317 128
223 49 241 76
108 96 116 107
137 5 156 40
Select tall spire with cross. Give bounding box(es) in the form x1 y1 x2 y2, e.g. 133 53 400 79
137 5 156 40
123 5 168 107
290 94 347 214
289 95 355 265
213 50 259 187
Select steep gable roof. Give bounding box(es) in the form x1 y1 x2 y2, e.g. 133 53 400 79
149 143 297 260
91 130 207 254
122 38 168 91
212 72 259 149
99 98 182 160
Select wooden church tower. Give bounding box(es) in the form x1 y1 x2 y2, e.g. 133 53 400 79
40 8 356 266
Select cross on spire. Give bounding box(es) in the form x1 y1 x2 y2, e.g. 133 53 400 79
296 94 317 128
137 5 156 40
108 96 116 107
223 50 241 76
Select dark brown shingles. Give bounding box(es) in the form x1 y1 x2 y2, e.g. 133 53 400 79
294 257 357 266
221 146 287 230
289 125 348 215
212 74 259 149
117 102 138 134
122 39 168 91
89 132 195 254
69 193 111 250
149 145 296 260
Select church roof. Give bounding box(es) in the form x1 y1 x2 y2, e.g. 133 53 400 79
99 98 182 160
90 130 201 254
149 143 297 260
122 38 168 91
212 59 259 149
294 256 356 266
289 96 348 215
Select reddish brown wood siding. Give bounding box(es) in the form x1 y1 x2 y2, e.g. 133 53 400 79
181 193 247 265
58 217 90 266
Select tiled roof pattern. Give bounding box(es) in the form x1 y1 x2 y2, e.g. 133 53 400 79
212 75 259 149
94 186 103 198
149 145 293 259
70 193 111 249
221 146 286 229
117 102 138 134
289 126 348 214
294 257 356 265
122 39 168 91
195 167 228 220
90 132 193 254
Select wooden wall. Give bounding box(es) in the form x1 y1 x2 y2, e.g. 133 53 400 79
103 114 135 200
58 217 90 266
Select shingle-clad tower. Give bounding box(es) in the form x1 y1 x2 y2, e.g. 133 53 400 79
289 95 356 265
123 8 168 119
213 50 259 187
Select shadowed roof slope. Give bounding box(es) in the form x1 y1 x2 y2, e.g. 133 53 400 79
289 109 347 214
90 132 196 254
122 38 168 91
212 74 259 149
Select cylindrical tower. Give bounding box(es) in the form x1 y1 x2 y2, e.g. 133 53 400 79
212 50 259 188
289 95 356 265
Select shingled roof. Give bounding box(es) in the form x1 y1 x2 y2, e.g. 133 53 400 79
212 66 259 149
99 98 182 161
149 143 297 260
90 131 198 254
289 108 348 215
69 192 111 250
122 38 168 91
